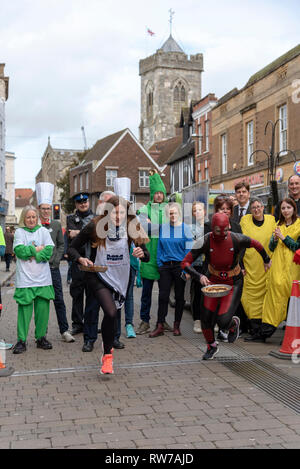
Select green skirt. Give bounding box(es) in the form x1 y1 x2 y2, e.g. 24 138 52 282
14 285 55 305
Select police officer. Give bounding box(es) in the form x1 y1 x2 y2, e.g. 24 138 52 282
67 192 97 337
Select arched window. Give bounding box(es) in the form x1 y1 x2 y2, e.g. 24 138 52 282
174 81 186 102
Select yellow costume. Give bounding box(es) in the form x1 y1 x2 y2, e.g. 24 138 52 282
262 218 300 328
241 214 276 320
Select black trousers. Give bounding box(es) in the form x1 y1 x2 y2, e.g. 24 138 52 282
70 262 99 329
157 263 186 324
190 265 203 321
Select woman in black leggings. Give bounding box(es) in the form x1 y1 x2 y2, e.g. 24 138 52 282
68 196 149 374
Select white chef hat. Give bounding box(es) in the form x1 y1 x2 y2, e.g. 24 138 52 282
36 182 54 206
113 178 131 202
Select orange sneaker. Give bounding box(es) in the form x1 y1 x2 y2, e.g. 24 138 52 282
100 353 114 375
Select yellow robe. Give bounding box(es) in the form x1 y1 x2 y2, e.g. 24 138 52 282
262 218 300 327
241 215 276 320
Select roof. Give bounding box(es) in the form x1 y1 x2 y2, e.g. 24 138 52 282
246 44 300 88
84 129 127 163
160 35 184 53
15 188 33 199
148 136 182 167
167 140 195 165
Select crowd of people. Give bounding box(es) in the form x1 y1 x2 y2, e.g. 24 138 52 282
1 172 300 375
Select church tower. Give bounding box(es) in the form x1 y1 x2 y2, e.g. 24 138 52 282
139 32 203 149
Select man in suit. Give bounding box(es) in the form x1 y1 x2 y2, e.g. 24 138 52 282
232 182 251 223
274 174 300 220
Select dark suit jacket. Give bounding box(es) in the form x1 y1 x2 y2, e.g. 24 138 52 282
232 204 251 224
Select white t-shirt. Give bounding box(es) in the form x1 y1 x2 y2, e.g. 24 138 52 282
13 226 54 288
95 237 130 299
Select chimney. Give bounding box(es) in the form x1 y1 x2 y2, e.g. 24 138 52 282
0 64 5 77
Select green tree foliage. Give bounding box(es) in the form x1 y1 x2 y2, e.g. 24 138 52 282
57 150 89 214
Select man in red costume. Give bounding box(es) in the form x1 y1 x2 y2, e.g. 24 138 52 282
182 213 272 360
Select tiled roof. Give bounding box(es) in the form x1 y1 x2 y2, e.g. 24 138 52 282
167 140 195 165
84 129 127 163
148 136 182 167
160 35 184 53
15 188 33 199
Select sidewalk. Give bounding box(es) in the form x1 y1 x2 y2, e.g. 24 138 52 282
1 264 300 449
0 262 16 288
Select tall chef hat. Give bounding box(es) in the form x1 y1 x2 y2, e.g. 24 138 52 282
113 178 131 202
36 182 54 206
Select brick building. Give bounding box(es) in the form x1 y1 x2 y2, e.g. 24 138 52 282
210 44 300 202
192 93 218 184
69 128 169 213
15 188 33 223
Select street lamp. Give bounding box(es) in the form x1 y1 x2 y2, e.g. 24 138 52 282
249 119 297 213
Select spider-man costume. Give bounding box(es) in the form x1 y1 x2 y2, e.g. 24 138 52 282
181 213 271 347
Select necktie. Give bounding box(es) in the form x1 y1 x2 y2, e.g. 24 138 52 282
239 208 245 221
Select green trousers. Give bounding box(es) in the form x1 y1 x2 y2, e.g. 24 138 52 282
17 297 50 342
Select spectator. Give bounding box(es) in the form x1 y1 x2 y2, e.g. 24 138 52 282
245 198 300 342
240 198 276 337
232 182 251 223
136 172 172 335
67 192 97 337
4 226 14 272
274 174 300 220
36 182 75 343
12 205 55 354
149 202 193 338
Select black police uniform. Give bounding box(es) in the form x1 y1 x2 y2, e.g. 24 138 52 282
67 195 96 333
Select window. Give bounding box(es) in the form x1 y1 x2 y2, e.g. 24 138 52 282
279 104 287 153
106 169 117 187
139 170 149 188
85 171 89 190
174 81 186 102
79 173 83 191
74 175 78 193
183 160 189 187
205 167 209 181
197 124 202 154
247 121 254 165
221 134 227 174
205 120 209 152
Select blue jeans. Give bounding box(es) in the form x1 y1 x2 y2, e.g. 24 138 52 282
124 266 137 326
139 277 160 323
50 267 69 334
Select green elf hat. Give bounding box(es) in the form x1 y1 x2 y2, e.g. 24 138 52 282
149 171 166 201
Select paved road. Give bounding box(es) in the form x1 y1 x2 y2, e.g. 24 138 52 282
1 261 300 449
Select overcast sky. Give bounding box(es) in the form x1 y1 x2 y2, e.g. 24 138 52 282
1 0 300 188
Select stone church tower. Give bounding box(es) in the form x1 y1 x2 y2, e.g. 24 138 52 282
139 35 203 149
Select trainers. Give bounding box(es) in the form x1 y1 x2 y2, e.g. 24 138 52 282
217 329 228 343
0 341 13 350
136 321 150 335
202 344 219 360
228 316 240 344
163 321 173 332
61 331 75 343
126 324 136 338
193 320 202 333
100 353 114 374
36 337 52 350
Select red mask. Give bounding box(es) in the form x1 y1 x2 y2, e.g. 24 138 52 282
211 213 229 242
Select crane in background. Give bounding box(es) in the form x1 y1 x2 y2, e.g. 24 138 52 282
81 126 88 150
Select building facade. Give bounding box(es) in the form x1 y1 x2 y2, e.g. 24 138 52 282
139 35 203 150
70 128 168 213
0 64 9 229
192 93 218 184
210 44 300 203
5 151 17 225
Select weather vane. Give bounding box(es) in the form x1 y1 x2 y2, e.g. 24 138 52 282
169 8 175 35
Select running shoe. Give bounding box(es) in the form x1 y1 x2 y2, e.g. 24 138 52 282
0 341 13 350
100 353 114 375
202 344 219 360
126 324 136 338
193 320 202 333
228 316 240 343
136 321 150 335
217 329 228 343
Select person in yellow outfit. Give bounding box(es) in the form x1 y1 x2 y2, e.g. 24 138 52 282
240 198 276 336
245 198 300 342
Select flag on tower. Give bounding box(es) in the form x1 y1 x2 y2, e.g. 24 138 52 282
147 28 155 36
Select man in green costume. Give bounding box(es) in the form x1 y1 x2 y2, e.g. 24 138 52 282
136 172 171 334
